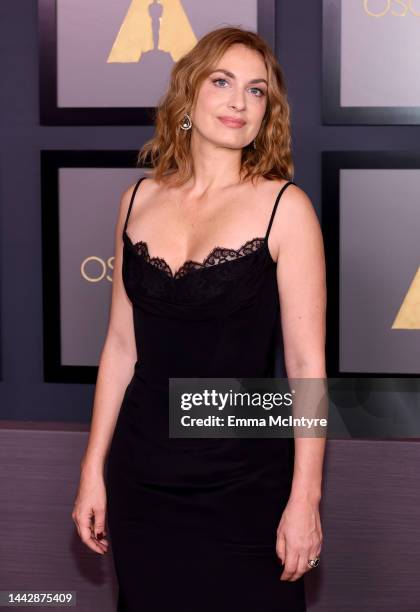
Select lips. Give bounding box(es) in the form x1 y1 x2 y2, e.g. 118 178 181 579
218 116 246 127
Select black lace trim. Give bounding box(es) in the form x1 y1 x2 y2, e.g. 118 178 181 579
130 237 266 280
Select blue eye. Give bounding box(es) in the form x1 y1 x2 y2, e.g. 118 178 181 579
249 87 265 97
211 78 265 97
212 78 228 87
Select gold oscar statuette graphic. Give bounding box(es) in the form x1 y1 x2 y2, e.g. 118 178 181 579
364 0 420 17
107 0 197 63
392 266 420 329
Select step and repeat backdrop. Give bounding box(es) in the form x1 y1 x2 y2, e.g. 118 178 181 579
37 0 419 387
1 3 419 611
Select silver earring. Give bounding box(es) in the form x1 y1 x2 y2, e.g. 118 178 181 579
253 139 257 149
180 113 192 130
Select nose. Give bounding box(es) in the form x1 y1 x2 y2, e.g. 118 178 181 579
228 88 246 112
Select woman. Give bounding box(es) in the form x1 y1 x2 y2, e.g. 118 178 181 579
72 26 326 611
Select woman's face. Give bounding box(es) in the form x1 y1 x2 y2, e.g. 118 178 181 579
190 43 268 150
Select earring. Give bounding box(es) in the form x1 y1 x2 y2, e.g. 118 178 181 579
180 113 192 130
253 139 257 149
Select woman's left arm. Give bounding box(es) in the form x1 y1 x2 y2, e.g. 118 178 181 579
271 183 327 582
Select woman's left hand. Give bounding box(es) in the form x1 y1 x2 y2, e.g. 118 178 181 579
275 493 323 581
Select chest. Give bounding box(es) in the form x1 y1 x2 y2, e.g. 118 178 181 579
122 231 276 307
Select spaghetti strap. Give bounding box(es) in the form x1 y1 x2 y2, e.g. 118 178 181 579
265 180 295 241
123 176 147 235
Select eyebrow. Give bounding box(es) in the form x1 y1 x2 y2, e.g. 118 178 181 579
209 68 268 86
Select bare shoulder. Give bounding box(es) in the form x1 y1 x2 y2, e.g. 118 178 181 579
123 175 158 202
275 180 315 220
258 178 312 210
119 175 160 218
261 179 319 257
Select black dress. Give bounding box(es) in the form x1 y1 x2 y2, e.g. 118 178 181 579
105 176 306 611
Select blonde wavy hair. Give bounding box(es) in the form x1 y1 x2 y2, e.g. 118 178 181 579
137 26 294 187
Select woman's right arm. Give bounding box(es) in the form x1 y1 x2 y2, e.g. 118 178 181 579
71 182 138 555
